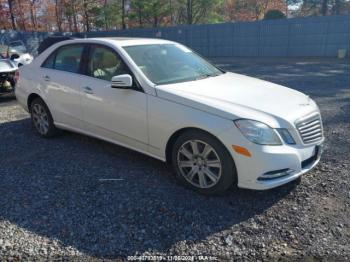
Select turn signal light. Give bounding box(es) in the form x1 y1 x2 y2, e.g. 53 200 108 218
232 145 252 157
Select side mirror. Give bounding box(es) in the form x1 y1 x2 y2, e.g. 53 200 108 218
10 53 20 60
111 74 133 89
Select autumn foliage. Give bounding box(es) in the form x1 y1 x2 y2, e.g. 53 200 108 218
0 0 348 32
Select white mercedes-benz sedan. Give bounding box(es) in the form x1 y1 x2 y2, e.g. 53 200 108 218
15 37 324 194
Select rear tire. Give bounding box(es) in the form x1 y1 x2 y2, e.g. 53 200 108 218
30 97 58 138
171 130 237 195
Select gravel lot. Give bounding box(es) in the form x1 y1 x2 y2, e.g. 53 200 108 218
0 58 349 261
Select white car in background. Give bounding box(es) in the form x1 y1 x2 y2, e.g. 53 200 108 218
6 41 33 67
13 52 33 67
0 53 18 96
15 37 324 194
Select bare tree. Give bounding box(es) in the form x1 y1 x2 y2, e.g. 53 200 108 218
29 0 38 30
16 0 27 31
72 0 79 32
7 0 16 30
55 0 62 31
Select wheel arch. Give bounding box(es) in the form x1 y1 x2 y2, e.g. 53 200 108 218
27 93 43 112
165 127 233 166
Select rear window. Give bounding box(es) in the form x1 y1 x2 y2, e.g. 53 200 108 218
41 44 84 74
42 53 55 69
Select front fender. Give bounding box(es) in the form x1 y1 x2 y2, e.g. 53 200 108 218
147 95 233 160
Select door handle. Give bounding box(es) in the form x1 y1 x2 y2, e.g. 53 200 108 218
83 86 94 94
43 75 50 82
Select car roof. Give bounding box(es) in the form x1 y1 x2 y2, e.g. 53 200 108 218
38 36 76 54
64 37 175 47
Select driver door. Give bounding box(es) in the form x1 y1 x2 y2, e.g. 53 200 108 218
80 44 149 151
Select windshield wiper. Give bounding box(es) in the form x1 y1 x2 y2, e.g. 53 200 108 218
196 73 219 80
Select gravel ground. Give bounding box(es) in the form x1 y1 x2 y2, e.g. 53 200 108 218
0 58 349 261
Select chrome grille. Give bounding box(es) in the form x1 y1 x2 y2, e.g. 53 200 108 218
296 114 323 144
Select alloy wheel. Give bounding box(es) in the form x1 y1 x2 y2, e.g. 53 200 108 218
32 103 49 135
177 139 222 189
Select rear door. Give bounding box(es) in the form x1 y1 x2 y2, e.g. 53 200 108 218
40 44 86 129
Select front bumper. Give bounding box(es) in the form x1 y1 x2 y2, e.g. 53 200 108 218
219 126 324 190
245 144 322 190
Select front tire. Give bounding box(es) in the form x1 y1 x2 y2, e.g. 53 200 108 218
171 130 237 195
30 98 58 138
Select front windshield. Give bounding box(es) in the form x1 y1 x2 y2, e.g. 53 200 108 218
123 44 222 85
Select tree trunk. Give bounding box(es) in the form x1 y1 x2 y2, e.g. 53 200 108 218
7 0 17 30
138 7 142 27
67 11 73 32
187 0 193 24
30 8 36 31
153 16 158 27
258 0 270 20
333 0 341 15
72 0 78 32
121 0 126 29
17 0 26 31
104 0 108 30
30 1 37 31
55 0 62 31
321 0 328 16
63 0 73 32
169 0 173 25
83 0 90 32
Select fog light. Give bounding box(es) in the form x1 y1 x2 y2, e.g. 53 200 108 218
258 168 294 181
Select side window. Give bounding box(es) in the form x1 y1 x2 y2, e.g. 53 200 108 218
42 52 55 69
54 45 84 73
88 46 129 81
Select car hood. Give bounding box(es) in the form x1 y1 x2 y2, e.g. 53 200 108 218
14 53 34 65
0 59 17 73
156 72 318 128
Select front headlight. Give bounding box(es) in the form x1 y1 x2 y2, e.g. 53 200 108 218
234 119 282 145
